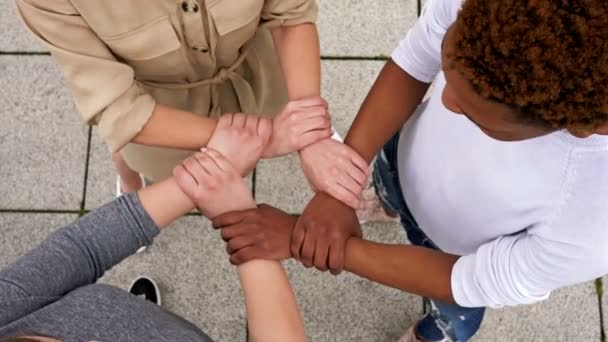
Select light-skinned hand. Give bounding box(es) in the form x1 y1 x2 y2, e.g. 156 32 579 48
173 149 255 218
299 138 369 209
262 96 332 158
207 113 272 177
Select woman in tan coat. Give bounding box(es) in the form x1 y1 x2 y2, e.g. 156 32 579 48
16 0 369 198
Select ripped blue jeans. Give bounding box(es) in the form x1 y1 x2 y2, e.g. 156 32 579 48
372 131 485 342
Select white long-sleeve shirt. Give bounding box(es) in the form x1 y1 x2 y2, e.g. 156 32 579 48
392 0 608 308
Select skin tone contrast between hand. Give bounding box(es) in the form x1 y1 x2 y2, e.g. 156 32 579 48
174 150 306 342
212 203 458 304
293 60 430 274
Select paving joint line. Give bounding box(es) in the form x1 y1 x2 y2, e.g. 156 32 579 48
0 51 50 55
321 56 388 61
0 209 83 214
0 51 388 61
596 278 606 342
79 126 93 216
251 167 257 199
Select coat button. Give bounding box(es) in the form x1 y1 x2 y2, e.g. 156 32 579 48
181 1 199 12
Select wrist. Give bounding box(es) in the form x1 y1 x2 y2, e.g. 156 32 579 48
261 120 278 158
262 139 277 158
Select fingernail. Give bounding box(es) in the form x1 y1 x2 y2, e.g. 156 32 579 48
201 147 208 152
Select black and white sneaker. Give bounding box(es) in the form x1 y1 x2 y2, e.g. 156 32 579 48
128 276 161 306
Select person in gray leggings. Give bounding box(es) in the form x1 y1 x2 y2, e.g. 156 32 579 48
0 146 307 342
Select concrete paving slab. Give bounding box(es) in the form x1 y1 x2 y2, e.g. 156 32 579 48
99 216 246 342
318 0 417 57
101 217 420 342
2 0 418 56
321 60 385 137
0 213 77 268
285 221 421 341
85 129 253 210
0 55 88 210
254 153 312 214
84 132 118 210
0 0 45 52
255 60 383 213
473 282 600 342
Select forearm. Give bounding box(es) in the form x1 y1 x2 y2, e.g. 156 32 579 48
344 238 459 303
0 193 162 299
238 260 306 342
272 23 321 100
132 103 217 150
344 59 429 162
137 177 195 228
219 200 305 341
0 177 196 302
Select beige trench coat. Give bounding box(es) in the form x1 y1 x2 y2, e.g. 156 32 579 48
17 0 317 181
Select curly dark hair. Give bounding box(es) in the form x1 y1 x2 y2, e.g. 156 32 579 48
451 0 608 129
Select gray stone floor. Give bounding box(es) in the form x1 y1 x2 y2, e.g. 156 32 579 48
0 0 605 341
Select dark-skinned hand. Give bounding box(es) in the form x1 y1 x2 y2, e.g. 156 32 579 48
212 204 295 265
292 192 362 274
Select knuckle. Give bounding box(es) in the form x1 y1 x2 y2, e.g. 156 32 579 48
305 221 317 232
329 230 345 241
206 181 218 191
226 172 238 183
329 167 340 177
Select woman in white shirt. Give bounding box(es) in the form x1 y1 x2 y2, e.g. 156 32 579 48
228 0 608 341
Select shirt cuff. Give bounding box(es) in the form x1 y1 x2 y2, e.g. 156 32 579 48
262 0 318 28
97 82 156 153
451 254 485 308
451 253 551 308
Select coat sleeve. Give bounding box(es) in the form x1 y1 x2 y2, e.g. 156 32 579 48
16 0 156 152
261 0 318 27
